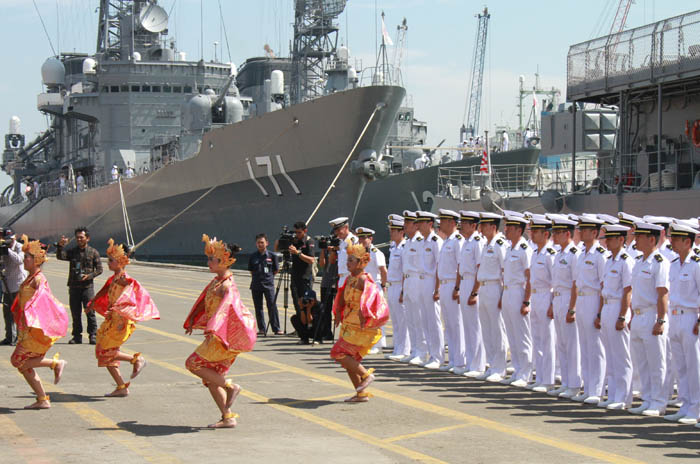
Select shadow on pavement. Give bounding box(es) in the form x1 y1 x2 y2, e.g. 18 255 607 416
47 392 106 404
264 397 337 409
104 420 203 436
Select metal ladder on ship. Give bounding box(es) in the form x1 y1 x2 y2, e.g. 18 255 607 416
3 198 42 229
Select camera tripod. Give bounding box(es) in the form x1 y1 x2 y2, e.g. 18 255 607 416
273 255 293 335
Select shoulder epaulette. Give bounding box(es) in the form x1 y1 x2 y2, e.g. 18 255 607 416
621 253 628 260
666 243 673 250
496 238 504 245
654 254 664 263
691 255 700 262
632 244 637 250
672 257 679 262
455 234 463 240
520 242 528 249
546 247 556 255
416 237 423 241
635 254 643 259
431 236 438 242
596 246 605 254
693 247 700 254
371 247 378 253
474 235 481 241
570 247 578 254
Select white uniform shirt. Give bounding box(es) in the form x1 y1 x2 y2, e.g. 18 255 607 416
658 239 677 262
337 232 358 278
626 240 642 259
575 240 607 292
631 251 670 310
530 244 556 290
1 240 27 293
601 249 634 299
552 241 580 292
669 254 700 309
387 239 406 282
421 230 443 277
402 232 424 276
438 231 464 280
365 246 386 284
458 232 483 278
503 236 532 287
477 234 507 282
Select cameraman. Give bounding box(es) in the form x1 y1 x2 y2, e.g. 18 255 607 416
0 229 27 346
56 227 103 344
329 217 358 287
286 221 316 316
316 236 338 342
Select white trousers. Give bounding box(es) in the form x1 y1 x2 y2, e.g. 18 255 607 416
668 310 700 419
478 283 507 376
459 276 486 372
531 290 556 385
387 283 410 357
553 290 582 389
371 283 387 349
403 275 428 359
630 310 667 411
576 293 606 397
419 275 445 363
439 281 464 368
502 286 533 382
600 301 633 405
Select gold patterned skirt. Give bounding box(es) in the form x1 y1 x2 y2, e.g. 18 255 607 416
330 324 382 362
185 335 239 376
95 312 136 367
11 328 57 372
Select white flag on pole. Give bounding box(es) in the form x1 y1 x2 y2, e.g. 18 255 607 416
382 16 394 46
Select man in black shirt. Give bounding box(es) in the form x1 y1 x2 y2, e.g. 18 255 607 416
56 227 103 344
290 289 321 344
248 233 282 335
287 221 316 316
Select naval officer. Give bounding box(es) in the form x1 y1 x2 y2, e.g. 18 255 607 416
400 210 428 365
330 217 358 288
386 215 410 361
435 209 464 372
475 212 508 382
628 220 670 417
356 226 388 354
415 211 445 369
501 212 534 387
618 212 643 258
597 224 635 409
454 211 486 377
663 221 700 426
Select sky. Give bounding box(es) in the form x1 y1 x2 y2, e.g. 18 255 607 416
0 0 690 190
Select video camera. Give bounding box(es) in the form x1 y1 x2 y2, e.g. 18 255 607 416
277 225 295 252
314 234 340 250
0 239 9 257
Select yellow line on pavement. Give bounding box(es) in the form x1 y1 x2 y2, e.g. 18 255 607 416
135 324 645 464
383 424 470 443
0 414 56 464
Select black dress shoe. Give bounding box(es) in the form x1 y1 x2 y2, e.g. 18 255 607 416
68 338 82 345
0 339 11 346
89 335 96 345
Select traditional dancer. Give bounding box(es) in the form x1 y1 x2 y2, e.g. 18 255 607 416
184 235 257 428
88 239 159 397
331 244 389 402
10 235 69 409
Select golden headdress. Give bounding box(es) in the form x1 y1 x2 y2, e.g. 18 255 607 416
21 234 47 265
202 234 236 267
346 243 370 268
107 238 130 267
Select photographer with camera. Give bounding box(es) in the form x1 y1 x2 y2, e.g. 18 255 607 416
278 221 316 320
290 289 321 344
329 217 358 287
56 227 103 344
0 229 27 346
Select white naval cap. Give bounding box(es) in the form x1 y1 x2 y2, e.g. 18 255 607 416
459 210 481 222
617 212 642 227
416 211 438 222
577 213 605 229
550 215 577 230
633 221 664 235
682 217 700 229
479 212 502 224
601 223 630 238
438 208 459 220
567 213 580 222
643 215 673 228
329 217 349 229
597 213 619 225
402 210 417 220
355 227 376 237
387 213 403 222
504 212 528 226
669 222 700 238
388 218 404 229
502 209 525 218
529 214 552 229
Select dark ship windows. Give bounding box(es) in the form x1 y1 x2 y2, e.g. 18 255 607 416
184 85 193 93
152 86 161 93
173 86 182 93
142 85 151 92
131 85 141 92
121 85 129 92
110 86 119 93
163 86 172 93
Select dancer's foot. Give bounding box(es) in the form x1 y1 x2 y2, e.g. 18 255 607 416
208 412 238 428
344 392 370 403
105 383 130 397
24 395 50 409
130 353 146 379
53 360 66 385
356 368 375 393
225 381 241 410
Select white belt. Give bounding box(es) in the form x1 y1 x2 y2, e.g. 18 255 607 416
460 272 476 279
404 273 423 280
479 280 500 286
553 288 572 297
671 307 699 315
577 289 600 297
632 306 656 315
531 288 551 294
603 297 621 305
439 278 456 285
386 281 401 287
503 283 525 291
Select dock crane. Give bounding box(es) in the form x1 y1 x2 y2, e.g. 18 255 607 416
460 7 490 143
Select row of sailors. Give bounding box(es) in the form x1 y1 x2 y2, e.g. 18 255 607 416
379 208 700 427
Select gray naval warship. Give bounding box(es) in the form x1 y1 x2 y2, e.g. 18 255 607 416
0 0 404 261
433 9 700 221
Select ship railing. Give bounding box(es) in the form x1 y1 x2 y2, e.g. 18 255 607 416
358 65 404 87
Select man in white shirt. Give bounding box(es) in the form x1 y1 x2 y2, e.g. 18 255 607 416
628 221 670 417
414 152 429 170
330 217 358 288
416 211 444 369
501 131 510 152
386 215 410 361
0 229 26 346
400 211 428 365
356 227 387 355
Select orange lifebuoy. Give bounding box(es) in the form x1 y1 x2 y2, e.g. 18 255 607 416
693 120 700 148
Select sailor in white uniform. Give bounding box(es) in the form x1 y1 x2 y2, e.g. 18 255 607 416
573 214 608 404
597 224 635 409
618 212 643 259
386 216 410 361
329 217 358 288
663 222 700 426
628 221 670 417
400 210 429 365
547 215 583 399
435 209 465 372
415 211 445 369
527 214 557 392
356 227 387 354
475 212 509 382
454 211 486 377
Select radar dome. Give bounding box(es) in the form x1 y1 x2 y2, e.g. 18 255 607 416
9 116 21 135
348 67 357 80
270 70 284 95
41 57 65 86
337 46 349 62
82 58 97 74
139 4 168 33
183 94 212 131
